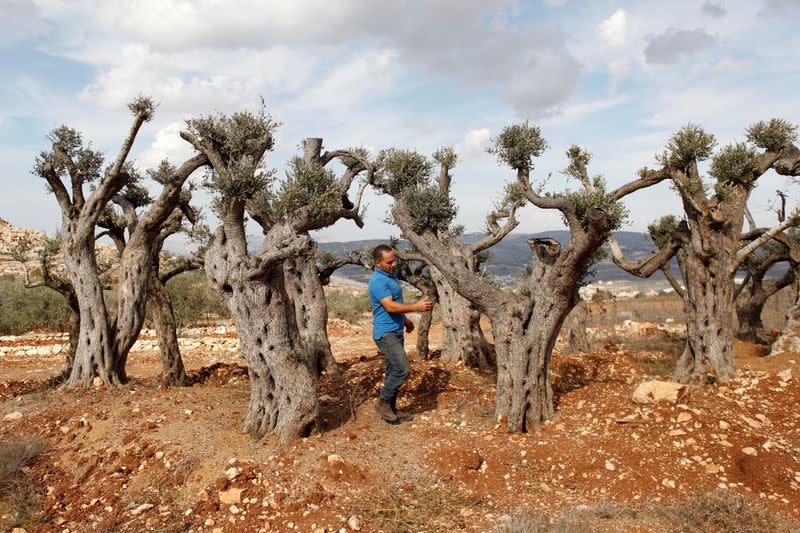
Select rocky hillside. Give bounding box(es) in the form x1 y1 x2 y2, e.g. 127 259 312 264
0 217 117 280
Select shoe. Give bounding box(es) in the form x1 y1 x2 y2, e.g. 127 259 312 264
390 396 414 422
374 398 399 424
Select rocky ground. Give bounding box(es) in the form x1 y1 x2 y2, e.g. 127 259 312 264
1 307 800 532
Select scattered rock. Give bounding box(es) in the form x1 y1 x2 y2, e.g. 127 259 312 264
676 412 692 423
705 464 719 474
3 411 22 421
92 377 104 388
204 518 215 526
229 504 240 514
669 429 686 437
348 515 362 531
632 381 688 404
605 461 616 471
130 503 154 515
327 454 345 465
777 368 792 382
742 447 757 456
718 420 729 430
219 487 244 505
661 478 676 488
224 466 239 480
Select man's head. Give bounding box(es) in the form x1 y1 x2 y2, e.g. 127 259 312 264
373 244 397 274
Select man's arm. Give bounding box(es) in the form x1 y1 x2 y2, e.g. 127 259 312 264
379 296 433 314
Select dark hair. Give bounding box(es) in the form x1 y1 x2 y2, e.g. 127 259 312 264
373 244 393 263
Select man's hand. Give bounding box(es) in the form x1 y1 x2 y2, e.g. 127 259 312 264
415 298 434 313
404 317 415 334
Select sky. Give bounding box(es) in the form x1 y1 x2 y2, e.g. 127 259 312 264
1 0 799 252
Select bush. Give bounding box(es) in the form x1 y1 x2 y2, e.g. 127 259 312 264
326 288 372 323
166 270 229 327
0 279 72 335
0 435 45 529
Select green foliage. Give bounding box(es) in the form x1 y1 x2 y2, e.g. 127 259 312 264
563 145 592 181
591 289 615 302
33 126 105 188
565 177 629 232
269 157 341 219
404 185 458 233
376 149 434 196
148 160 178 185
0 279 72 335
187 106 278 200
647 215 680 249
119 181 153 209
746 118 798 152
339 146 371 170
127 95 156 121
497 181 526 211
325 288 372 323
487 121 548 172
710 142 761 189
165 270 229 327
657 124 716 169
432 146 457 171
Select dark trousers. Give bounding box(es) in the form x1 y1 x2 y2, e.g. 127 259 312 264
375 331 410 401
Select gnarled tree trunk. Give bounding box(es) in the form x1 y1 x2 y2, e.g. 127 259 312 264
432 266 494 370
64 240 121 387
490 240 578 431
61 306 80 382
673 243 737 383
148 273 189 386
205 220 318 445
284 244 339 377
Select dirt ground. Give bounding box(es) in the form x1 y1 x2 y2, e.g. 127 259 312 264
1 299 800 532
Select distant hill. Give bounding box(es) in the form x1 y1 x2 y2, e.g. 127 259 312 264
317 230 677 285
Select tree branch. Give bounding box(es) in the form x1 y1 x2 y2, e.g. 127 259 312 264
607 223 688 277
609 167 671 201
41 164 74 216
469 200 522 254
661 264 685 297
735 213 798 270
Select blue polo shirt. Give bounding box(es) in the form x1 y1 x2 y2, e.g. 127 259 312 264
368 267 404 340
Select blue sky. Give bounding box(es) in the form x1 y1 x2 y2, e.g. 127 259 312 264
1 0 799 252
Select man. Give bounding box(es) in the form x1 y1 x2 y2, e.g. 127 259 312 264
369 244 434 424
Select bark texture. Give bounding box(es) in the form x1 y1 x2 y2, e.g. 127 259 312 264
148 273 189 386
430 265 494 369
284 244 340 377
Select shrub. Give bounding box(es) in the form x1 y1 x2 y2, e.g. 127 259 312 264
166 270 229 327
0 435 45 529
0 279 72 335
326 288 372 323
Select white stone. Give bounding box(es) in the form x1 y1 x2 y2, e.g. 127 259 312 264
3 411 23 421
219 487 244 505
605 461 616 471
742 447 757 456
632 381 688 404
130 503 154 515
348 515 362 531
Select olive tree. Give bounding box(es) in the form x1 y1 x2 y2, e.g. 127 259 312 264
180 109 371 443
376 123 661 432
33 98 209 386
609 120 800 382
97 175 202 386
378 147 519 370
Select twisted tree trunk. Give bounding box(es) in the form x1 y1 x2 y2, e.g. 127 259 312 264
148 273 189 386
432 266 494 370
64 240 121 387
284 244 339 377
673 242 737 383
490 240 578 431
204 219 318 444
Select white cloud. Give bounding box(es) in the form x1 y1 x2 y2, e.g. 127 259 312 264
503 49 580 117
544 0 568 6
459 128 491 157
599 9 627 48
